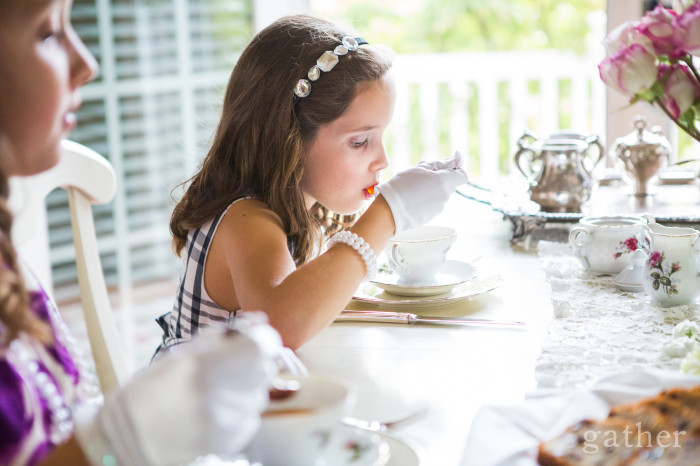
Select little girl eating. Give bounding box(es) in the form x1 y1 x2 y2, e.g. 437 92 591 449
157 14 468 352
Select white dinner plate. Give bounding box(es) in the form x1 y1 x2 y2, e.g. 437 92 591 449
370 260 478 297
354 272 503 308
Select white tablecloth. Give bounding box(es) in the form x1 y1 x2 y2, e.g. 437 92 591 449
534 240 699 389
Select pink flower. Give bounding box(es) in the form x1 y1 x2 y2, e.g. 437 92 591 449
637 5 678 56
659 63 700 118
674 3 700 56
624 237 639 251
672 262 681 273
648 251 662 267
598 44 658 99
603 21 655 56
673 1 699 14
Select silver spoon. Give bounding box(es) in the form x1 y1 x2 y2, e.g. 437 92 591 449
342 407 428 432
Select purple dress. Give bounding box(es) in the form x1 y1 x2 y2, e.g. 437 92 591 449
0 269 99 465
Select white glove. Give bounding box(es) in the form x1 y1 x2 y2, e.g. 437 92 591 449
377 151 468 233
74 312 286 465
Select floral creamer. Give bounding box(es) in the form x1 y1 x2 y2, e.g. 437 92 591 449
641 223 700 307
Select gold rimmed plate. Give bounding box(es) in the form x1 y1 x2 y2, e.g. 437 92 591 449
370 260 478 297
355 272 503 308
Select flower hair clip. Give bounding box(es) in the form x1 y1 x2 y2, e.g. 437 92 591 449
294 36 368 100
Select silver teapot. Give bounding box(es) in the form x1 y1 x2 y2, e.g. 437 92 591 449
514 130 604 212
612 116 670 196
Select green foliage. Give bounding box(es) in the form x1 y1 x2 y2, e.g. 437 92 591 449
322 0 606 175
337 0 604 54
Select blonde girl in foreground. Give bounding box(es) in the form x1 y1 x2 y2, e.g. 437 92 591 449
0 1 287 464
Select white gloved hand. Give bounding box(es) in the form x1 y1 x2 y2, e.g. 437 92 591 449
377 151 468 233
74 312 285 465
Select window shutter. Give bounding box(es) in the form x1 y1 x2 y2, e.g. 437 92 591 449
53 0 252 304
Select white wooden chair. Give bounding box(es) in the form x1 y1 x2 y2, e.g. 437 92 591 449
9 140 128 394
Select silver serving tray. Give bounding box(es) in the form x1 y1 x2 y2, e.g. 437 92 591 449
457 180 700 244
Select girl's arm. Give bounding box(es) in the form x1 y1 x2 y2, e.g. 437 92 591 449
39 437 91 466
208 157 467 349
208 196 395 350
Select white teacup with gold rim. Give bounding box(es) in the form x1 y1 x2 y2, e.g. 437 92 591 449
246 375 353 466
568 214 654 275
385 225 456 285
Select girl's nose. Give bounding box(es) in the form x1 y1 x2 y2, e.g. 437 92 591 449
69 27 99 86
373 144 390 172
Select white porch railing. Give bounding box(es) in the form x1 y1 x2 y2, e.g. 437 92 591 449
387 50 606 182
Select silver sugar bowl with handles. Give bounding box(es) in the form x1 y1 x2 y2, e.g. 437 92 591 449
611 115 670 196
514 130 604 212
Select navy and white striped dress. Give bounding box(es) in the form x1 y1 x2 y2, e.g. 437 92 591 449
155 198 248 355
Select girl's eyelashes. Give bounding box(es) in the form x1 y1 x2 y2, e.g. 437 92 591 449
42 29 64 42
40 9 65 43
350 139 368 149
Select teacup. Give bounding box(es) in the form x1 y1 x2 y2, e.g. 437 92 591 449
246 375 353 466
568 214 654 275
385 225 456 284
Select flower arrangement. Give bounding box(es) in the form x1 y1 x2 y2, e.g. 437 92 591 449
598 0 700 143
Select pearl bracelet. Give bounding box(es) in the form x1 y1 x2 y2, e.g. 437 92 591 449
327 231 377 280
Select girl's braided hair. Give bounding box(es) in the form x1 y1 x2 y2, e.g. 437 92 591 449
0 138 51 343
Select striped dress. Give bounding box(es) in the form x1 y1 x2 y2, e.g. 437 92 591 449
156 198 247 355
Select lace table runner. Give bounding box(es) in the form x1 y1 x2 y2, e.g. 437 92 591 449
535 240 699 389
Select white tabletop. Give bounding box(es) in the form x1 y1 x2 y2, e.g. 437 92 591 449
296 197 554 466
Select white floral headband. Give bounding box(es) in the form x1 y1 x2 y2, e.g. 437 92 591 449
293 36 368 100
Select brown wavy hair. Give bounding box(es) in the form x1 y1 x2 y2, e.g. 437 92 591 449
0 139 51 344
170 15 393 264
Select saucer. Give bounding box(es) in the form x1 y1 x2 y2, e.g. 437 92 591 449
612 250 645 292
320 424 390 466
612 276 643 292
371 260 478 297
354 272 503 308
378 430 420 466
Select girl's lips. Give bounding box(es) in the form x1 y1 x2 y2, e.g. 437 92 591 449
365 183 379 195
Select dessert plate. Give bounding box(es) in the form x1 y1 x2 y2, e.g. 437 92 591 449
354 272 503 308
461 370 700 466
370 260 478 297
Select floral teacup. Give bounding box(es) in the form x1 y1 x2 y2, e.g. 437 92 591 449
568 214 654 275
246 375 353 466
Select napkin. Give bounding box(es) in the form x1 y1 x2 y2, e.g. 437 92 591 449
460 370 700 466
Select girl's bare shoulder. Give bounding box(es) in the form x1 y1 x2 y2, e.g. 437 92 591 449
219 197 285 235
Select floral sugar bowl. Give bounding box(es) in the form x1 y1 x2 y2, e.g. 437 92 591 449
641 223 700 307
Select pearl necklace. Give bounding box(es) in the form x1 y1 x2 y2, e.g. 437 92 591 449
7 317 101 445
